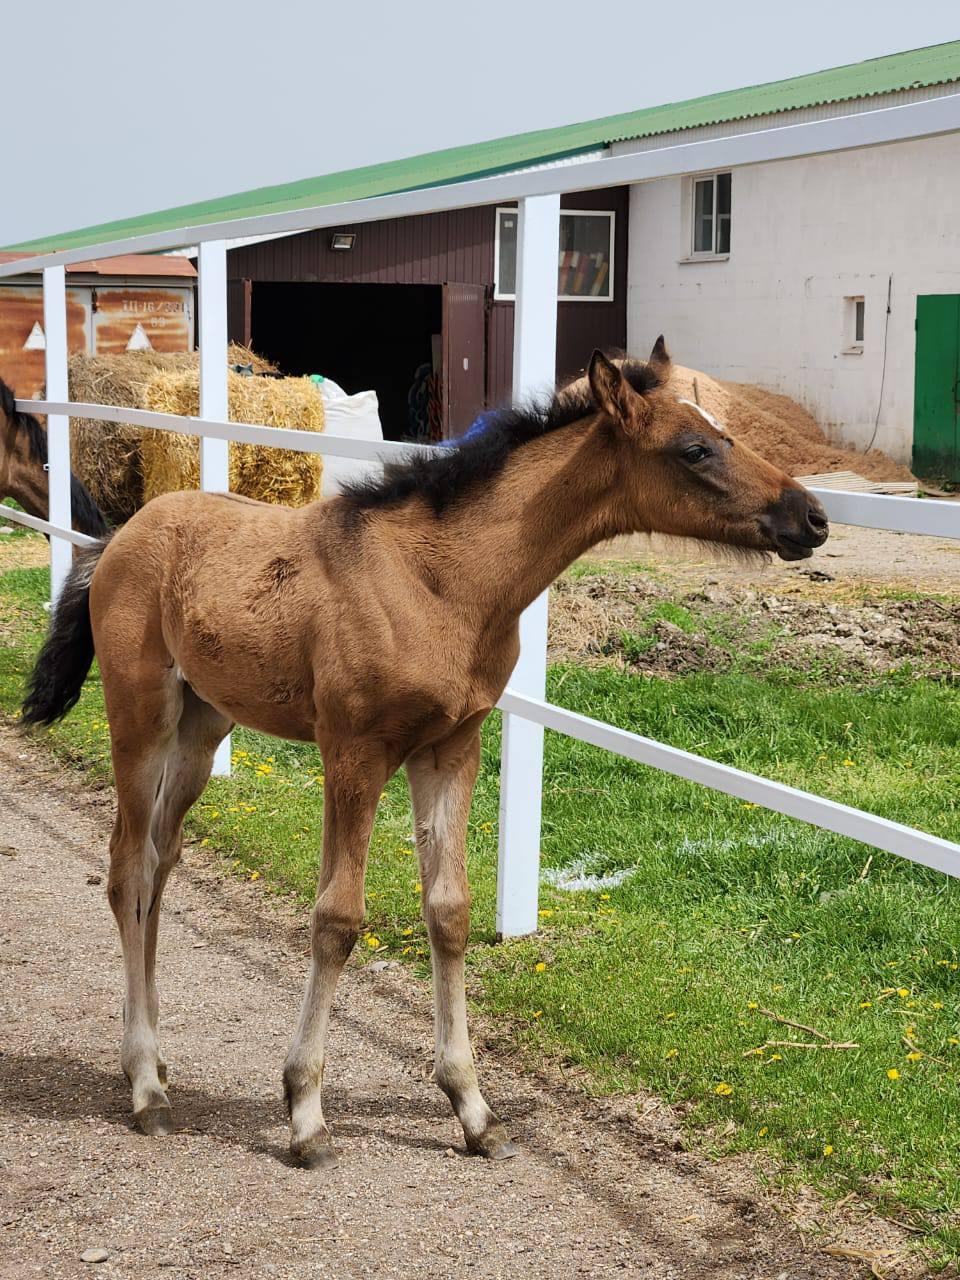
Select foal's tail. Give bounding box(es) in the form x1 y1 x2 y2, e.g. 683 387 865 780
21 535 111 727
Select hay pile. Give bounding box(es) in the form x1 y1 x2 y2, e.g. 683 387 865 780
669 365 913 482
69 346 324 522
141 369 324 506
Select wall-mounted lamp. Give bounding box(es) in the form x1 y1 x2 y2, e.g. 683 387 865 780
330 232 357 251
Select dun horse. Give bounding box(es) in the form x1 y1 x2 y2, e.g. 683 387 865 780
0 377 108 539
22 343 828 1166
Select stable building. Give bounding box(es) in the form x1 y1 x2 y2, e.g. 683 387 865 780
7 39 960 474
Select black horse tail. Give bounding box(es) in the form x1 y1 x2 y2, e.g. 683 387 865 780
21 535 112 727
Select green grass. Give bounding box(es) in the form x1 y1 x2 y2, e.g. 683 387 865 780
3 550 960 1262
1 498 32 539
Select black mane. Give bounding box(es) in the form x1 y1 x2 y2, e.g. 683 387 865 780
0 377 109 537
342 357 664 515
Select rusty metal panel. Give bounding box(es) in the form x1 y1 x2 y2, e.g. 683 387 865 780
92 287 194 355
0 286 90 398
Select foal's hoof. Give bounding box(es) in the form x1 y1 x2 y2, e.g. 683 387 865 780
291 1132 339 1171
467 1124 519 1161
135 1104 175 1137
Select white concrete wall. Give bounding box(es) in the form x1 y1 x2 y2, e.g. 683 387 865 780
623 132 960 463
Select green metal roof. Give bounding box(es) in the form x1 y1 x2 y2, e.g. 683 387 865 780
8 39 960 255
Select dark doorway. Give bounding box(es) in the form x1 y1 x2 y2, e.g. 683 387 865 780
251 282 442 441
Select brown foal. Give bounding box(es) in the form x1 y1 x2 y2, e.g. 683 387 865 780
22 343 828 1166
0 378 107 539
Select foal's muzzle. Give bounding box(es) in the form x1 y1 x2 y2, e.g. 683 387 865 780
760 488 830 561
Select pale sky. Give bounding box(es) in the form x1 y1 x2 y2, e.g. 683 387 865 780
3 0 958 245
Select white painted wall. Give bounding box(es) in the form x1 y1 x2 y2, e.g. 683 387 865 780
622 131 960 463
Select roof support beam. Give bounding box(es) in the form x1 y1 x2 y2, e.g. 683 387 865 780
2 92 958 278
496 194 560 940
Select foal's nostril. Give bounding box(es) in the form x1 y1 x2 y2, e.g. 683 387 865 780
807 506 829 534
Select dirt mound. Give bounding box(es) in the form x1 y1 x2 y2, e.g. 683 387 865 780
670 366 913 482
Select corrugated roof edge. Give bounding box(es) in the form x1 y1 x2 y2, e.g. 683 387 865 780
602 39 960 142
6 39 960 255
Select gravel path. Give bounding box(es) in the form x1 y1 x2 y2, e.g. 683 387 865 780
0 725 863 1280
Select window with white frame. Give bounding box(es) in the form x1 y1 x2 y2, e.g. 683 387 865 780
844 296 865 350
691 173 731 256
495 208 615 301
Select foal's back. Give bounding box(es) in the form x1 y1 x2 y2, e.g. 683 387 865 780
89 489 454 744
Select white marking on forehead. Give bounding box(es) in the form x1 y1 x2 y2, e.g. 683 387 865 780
677 397 729 437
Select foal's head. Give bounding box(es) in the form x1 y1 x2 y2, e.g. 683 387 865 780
588 342 828 561
0 376 109 537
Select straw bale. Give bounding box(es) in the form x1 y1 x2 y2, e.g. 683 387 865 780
140 369 324 506
67 346 281 522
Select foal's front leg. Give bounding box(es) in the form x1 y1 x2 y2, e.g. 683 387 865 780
407 727 517 1159
283 743 389 1168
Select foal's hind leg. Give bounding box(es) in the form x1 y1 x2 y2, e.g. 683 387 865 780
283 741 389 1168
145 686 232 1088
407 725 516 1159
103 664 182 1134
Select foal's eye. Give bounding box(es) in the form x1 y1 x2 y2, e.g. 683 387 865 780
682 444 711 464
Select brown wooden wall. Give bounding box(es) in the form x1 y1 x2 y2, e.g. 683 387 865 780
227 186 628 411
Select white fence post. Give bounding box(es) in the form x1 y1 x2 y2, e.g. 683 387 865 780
496 193 560 939
43 266 71 603
198 239 232 777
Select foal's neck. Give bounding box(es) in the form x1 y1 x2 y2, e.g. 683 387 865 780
397 418 629 623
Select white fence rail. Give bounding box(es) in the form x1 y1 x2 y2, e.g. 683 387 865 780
5 395 960 927
3 91 960 934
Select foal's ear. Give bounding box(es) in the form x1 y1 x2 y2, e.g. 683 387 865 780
649 334 672 371
588 350 644 430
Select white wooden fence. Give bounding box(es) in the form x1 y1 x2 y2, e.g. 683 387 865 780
3 91 960 936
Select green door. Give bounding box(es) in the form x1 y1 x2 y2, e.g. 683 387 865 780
914 294 960 481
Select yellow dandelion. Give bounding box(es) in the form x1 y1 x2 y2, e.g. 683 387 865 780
539 909 554 918
665 1011 677 1020
402 926 414 937
897 988 910 998
769 1054 782 1062
741 802 757 809
714 1082 733 1096
747 1001 759 1010
932 1002 944 1010
859 1001 873 1009
478 821 494 833
534 962 547 973
842 759 856 767
665 1048 678 1059
758 1126 769 1137
532 1010 543 1019
906 1051 923 1062
599 893 611 901
823 1144 835 1157
887 1068 900 1080
365 935 380 949
249 870 261 881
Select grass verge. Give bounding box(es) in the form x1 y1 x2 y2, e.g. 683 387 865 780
2 550 959 1263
